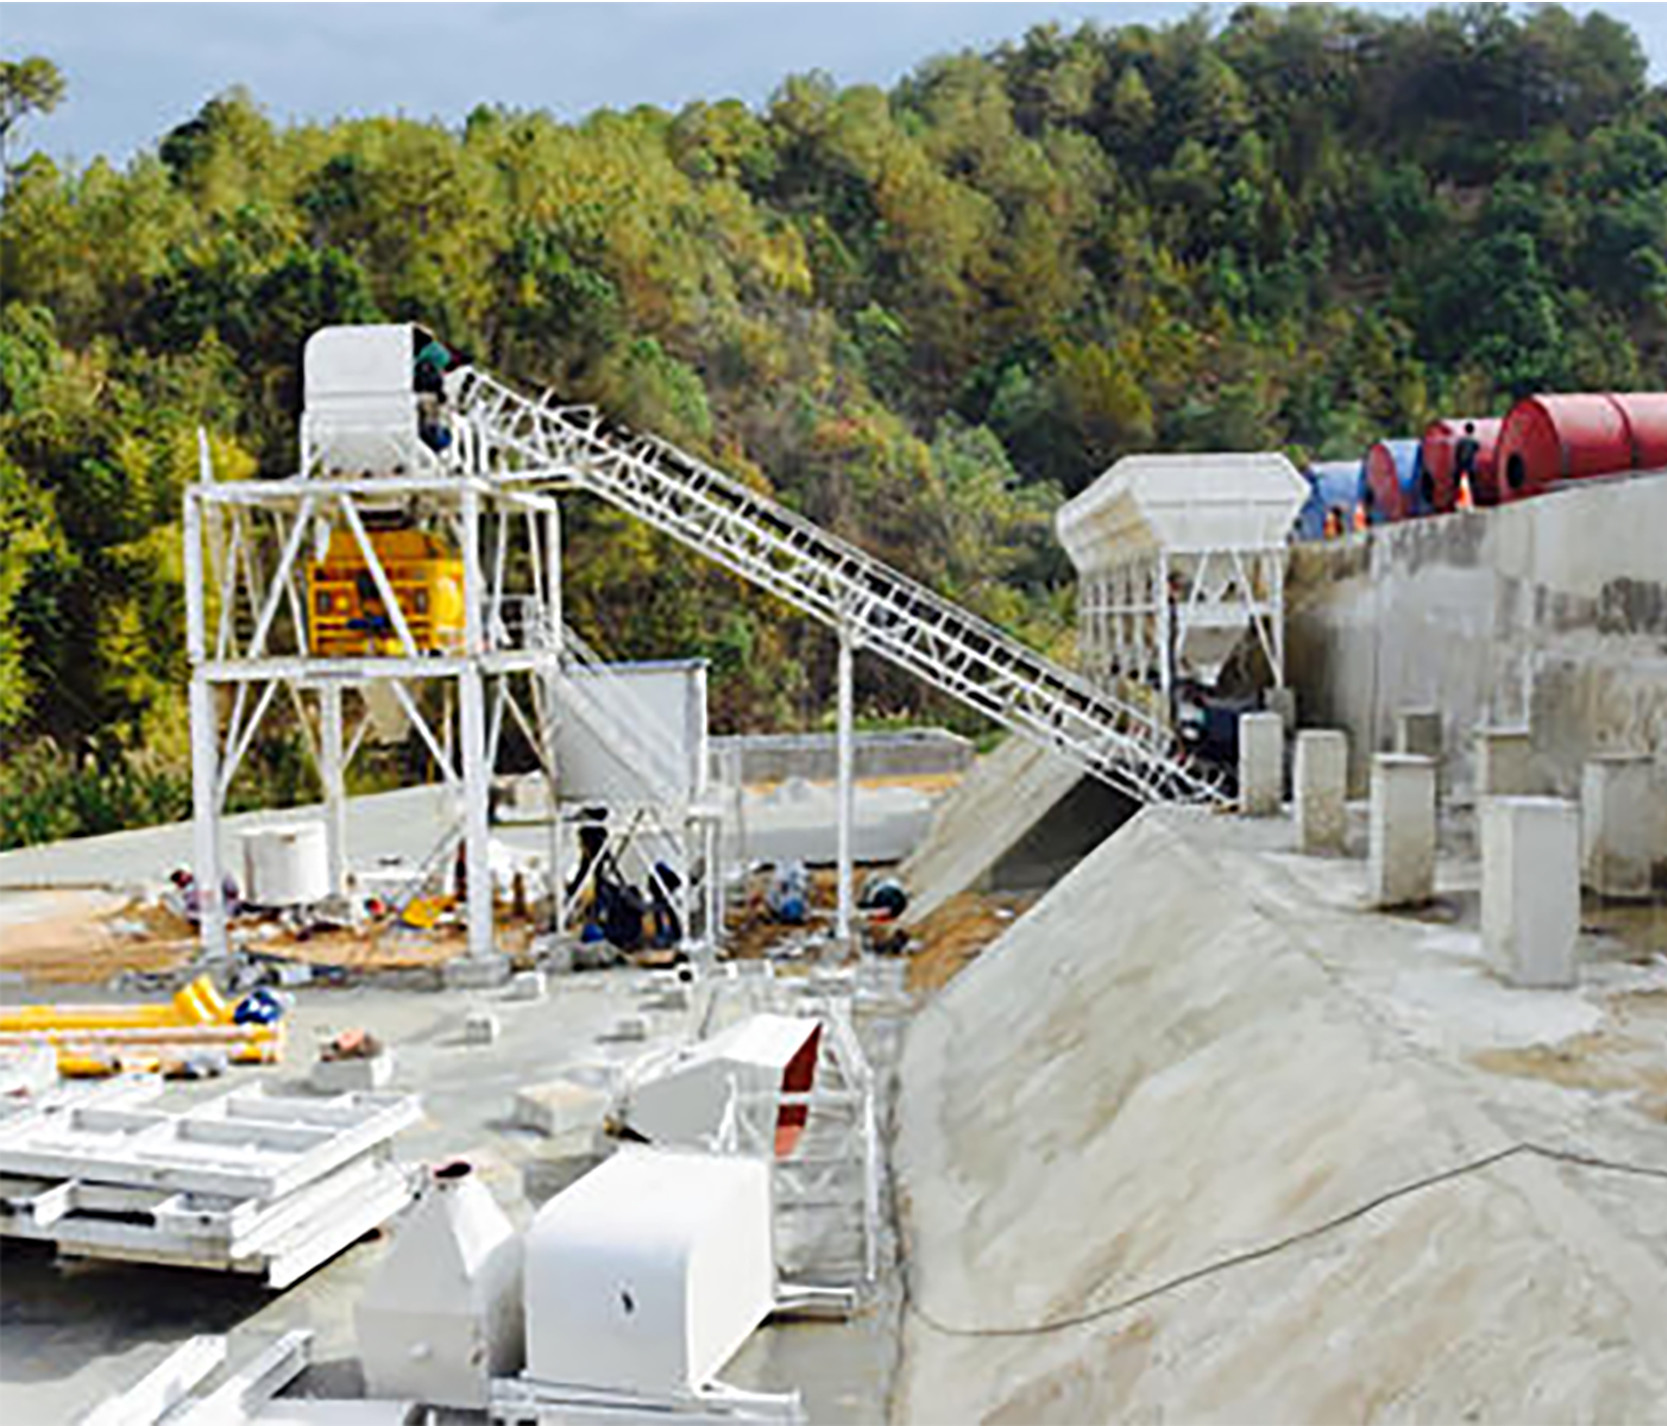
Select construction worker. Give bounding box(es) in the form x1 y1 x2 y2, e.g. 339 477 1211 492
1351 501 1368 534
1453 421 1480 511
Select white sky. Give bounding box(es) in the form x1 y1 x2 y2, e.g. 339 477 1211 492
5 2 1665 167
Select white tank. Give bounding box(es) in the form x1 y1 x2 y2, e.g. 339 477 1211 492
240 822 329 907
355 1160 524 1409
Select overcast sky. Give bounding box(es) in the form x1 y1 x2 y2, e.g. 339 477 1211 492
7 2 1666 167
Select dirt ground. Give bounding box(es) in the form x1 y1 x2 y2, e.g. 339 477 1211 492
903 889 1035 993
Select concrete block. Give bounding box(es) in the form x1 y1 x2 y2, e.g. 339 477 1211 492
608 1015 648 1042
505 970 547 1002
463 1011 500 1046
1295 730 1348 855
1395 709 1442 760
1581 754 1657 900
1238 712 1284 817
1483 797 1580 988
1368 754 1436 908
1476 728 1535 797
310 1051 394 1093
444 954 511 991
513 1079 610 1138
1265 687 1298 732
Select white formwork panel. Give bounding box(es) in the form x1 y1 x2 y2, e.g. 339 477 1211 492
0 1088 421 1200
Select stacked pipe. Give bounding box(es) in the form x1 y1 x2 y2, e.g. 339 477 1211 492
1496 393 1667 502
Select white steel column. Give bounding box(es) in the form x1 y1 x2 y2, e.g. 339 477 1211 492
836 623 855 946
188 674 226 956
460 482 493 959
460 668 493 957
320 682 348 898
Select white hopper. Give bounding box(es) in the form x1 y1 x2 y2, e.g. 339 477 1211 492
1057 453 1307 687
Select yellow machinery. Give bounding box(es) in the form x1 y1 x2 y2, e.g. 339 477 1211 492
0 975 284 1075
306 528 465 656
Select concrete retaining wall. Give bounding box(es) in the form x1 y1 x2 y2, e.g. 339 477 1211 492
1287 474 1667 799
708 729 973 785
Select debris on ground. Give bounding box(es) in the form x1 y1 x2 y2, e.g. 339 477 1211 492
904 890 1037 994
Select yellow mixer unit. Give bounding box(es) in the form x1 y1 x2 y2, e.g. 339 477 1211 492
307 528 465 656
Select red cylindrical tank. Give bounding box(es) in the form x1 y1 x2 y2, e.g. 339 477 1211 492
1495 394 1633 501
1419 417 1502 511
1609 393 1667 471
1361 440 1420 523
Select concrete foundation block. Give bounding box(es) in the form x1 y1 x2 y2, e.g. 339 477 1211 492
512 1079 610 1138
1265 687 1298 732
309 1051 394 1093
505 969 547 1002
444 954 511 991
1239 712 1285 817
1295 730 1348 855
463 1010 500 1046
1581 754 1657 900
1395 709 1442 761
1483 797 1580 988
1368 754 1436 908
1476 728 1535 797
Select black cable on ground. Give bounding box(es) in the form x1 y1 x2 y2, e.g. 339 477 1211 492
901 1142 1667 1340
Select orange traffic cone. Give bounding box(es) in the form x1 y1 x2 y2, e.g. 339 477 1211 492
1456 474 1474 511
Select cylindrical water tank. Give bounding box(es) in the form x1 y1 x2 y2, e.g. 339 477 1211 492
1360 439 1422 524
1419 417 1502 511
1610 392 1667 470
1496 394 1633 501
240 822 329 907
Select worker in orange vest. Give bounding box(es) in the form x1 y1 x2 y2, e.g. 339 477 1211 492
1351 501 1367 533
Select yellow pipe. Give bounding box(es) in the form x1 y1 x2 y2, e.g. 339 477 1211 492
0 976 233 1033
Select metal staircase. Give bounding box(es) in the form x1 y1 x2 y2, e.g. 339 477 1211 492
451 366 1226 806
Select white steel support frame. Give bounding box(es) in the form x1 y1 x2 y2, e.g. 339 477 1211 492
1077 542 1292 717
183 434 568 962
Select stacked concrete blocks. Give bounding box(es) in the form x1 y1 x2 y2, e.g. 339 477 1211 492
1581 754 1657 901
1239 712 1285 818
1294 730 1348 855
1483 797 1581 988
1368 754 1436 908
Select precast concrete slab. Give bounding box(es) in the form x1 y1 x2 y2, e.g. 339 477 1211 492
893 806 1667 1423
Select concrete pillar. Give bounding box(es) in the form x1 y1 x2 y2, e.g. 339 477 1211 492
1396 709 1442 760
1238 712 1284 817
1581 754 1656 900
1476 727 1535 797
1482 797 1580 988
1265 686 1298 733
1368 754 1436 908
1295 730 1348 855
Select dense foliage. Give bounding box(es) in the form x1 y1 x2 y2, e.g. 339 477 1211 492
3 5 1665 845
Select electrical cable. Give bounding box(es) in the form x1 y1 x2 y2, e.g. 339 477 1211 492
901 1141 1667 1340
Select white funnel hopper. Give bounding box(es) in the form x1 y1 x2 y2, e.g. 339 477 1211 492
356 1159 523 1408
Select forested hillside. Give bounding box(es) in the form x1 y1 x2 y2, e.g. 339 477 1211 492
3 4 1665 845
